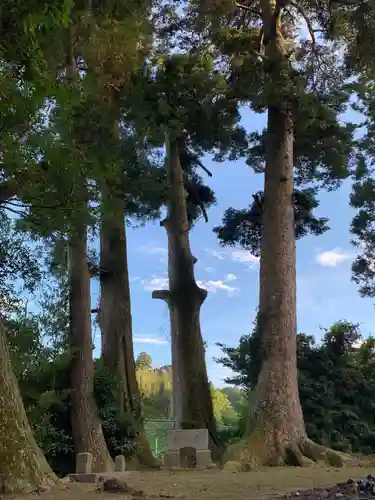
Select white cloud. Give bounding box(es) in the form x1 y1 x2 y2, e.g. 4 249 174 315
315 249 352 268
225 273 237 281
204 249 226 260
205 266 216 273
138 244 168 263
204 247 259 269
197 279 239 296
142 275 240 296
141 276 169 291
230 249 259 267
133 336 168 345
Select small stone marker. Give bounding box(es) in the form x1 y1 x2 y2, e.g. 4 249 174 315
114 454 126 472
76 452 93 474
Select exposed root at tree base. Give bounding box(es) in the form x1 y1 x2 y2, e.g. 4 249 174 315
222 433 354 471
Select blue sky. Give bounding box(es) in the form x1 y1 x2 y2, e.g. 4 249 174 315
83 106 375 388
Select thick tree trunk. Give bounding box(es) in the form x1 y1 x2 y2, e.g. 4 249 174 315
224 2 349 469
99 187 157 467
0 322 57 493
68 225 114 473
153 132 222 461
152 237 184 429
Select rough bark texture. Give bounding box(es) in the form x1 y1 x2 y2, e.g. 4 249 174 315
0 322 57 493
152 237 183 429
99 186 157 468
223 0 348 469
68 226 114 473
153 132 222 461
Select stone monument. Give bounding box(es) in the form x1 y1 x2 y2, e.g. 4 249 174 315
164 429 212 468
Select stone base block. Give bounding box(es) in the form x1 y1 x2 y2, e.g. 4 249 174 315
76 452 93 474
164 450 180 468
114 455 126 472
68 473 98 484
196 449 212 468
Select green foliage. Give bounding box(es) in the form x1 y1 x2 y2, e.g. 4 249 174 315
6 314 136 476
214 188 329 255
0 213 42 310
350 85 375 298
136 352 153 370
217 319 375 453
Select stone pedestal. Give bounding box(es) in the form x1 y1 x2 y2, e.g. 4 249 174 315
164 450 180 467
114 455 126 472
164 429 212 469
196 449 212 468
76 452 93 473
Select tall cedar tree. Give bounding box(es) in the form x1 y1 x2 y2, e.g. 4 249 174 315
187 0 363 467
0 0 80 491
71 0 165 466
129 52 247 460
47 24 114 471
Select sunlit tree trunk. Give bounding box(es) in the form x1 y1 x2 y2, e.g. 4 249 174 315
224 0 347 468
0 322 57 493
99 184 157 467
68 226 114 472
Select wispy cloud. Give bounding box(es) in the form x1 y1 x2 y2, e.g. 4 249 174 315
229 249 259 267
205 266 216 273
138 243 168 263
205 247 259 269
197 279 239 296
225 273 237 281
205 249 226 260
141 275 240 296
316 249 352 268
134 335 168 345
142 276 169 291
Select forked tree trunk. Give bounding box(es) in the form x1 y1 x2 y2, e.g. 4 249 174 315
0 322 57 493
224 1 347 469
153 132 221 461
99 187 157 467
68 225 114 473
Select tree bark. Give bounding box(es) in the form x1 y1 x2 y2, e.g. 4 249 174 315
223 0 349 469
153 131 222 461
0 321 57 493
68 225 114 473
152 238 184 430
99 186 157 467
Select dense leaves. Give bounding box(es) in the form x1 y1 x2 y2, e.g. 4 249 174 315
214 188 329 255
217 319 375 453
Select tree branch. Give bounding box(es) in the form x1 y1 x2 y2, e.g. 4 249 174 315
290 1 316 51
0 181 18 204
235 2 262 17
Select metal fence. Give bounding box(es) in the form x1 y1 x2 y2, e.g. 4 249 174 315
144 419 175 457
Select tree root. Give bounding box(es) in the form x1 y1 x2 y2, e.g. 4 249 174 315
222 431 353 471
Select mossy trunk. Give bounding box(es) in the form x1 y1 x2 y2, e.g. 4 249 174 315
99 187 157 467
154 132 222 461
68 225 114 473
0 322 57 493
224 1 349 469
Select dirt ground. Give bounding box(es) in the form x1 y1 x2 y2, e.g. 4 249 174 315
6 466 375 500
